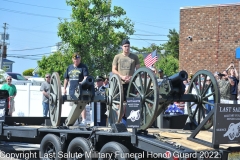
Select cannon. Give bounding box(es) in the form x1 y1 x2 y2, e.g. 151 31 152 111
48 73 123 127
49 67 220 131
126 67 220 130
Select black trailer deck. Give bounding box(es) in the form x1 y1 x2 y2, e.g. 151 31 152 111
1 121 240 160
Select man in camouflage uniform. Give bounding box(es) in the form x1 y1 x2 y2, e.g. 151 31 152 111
218 71 232 100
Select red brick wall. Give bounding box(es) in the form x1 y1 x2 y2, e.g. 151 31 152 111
179 4 240 75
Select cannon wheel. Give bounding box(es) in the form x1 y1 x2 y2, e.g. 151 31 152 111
49 72 62 126
186 70 220 130
107 74 123 125
127 67 159 130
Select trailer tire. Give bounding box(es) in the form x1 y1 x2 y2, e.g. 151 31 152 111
67 137 91 160
99 141 130 160
40 134 62 160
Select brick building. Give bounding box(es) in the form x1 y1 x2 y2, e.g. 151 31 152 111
179 3 240 75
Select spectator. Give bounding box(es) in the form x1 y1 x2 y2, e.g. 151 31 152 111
103 77 109 88
63 53 89 126
229 68 239 100
149 66 157 75
183 80 189 94
218 71 231 100
158 69 164 79
214 71 220 81
40 73 51 117
1 76 17 116
205 76 214 114
95 76 107 126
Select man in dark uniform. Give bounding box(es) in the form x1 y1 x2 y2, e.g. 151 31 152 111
63 53 89 125
95 76 107 126
158 69 164 79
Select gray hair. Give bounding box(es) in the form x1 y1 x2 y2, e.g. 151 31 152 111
45 73 51 77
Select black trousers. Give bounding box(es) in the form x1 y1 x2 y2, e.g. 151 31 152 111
230 94 238 100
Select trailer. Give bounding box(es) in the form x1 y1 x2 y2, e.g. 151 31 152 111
0 67 240 160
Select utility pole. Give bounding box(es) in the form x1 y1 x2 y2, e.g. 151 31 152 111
0 23 9 69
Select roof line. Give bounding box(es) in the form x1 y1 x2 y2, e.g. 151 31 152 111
180 3 240 9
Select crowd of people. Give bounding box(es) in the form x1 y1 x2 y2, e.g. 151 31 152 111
2 38 239 127
164 62 239 115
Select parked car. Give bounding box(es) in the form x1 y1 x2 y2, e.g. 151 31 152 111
6 72 28 81
6 72 31 85
0 70 45 85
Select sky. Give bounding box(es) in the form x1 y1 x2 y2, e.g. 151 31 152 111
0 0 240 75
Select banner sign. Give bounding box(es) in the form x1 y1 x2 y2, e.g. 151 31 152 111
213 103 240 144
126 97 141 128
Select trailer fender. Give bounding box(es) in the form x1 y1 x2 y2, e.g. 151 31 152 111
67 137 92 160
99 141 130 160
40 134 62 160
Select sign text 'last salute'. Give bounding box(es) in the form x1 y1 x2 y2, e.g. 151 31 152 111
220 107 240 112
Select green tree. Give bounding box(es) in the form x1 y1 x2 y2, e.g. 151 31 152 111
38 50 73 81
155 54 179 76
56 0 134 77
0 70 6 84
137 54 144 67
132 43 162 54
162 29 179 59
23 68 34 76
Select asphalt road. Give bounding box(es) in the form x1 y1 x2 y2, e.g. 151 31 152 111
0 141 40 160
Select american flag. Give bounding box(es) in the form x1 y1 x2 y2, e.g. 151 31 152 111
144 50 158 67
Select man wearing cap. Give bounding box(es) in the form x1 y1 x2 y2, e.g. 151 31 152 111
95 76 107 126
158 69 164 79
218 71 232 100
112 39 140 125
63 52 89 125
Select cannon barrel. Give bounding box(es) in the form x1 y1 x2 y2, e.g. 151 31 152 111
159 70 188 96
81 76 95 90
168 70 188 83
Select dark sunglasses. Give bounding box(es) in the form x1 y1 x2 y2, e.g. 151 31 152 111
45 76 50 78
7 79 12 80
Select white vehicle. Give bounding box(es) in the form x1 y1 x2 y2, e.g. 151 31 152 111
0 70 31 85
6 72 31 85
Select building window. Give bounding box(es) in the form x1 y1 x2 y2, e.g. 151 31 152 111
3 65 10 69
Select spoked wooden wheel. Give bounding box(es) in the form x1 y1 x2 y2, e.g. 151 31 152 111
186 70 220 130
49 72 62 127
107 74 123 126
127 67 159 130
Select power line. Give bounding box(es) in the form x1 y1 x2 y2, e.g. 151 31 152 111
132 35 151 45
9 52 52 56
7 56 41 60
0 8 68 19
2 0 71 11
9 27 56 34
134 21 170 30
133 34 167 36
130 38 168 41
8 46 55 51
134 28 164 35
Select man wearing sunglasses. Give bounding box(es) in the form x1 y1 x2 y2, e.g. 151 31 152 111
63 53 89 126
40 73 51 117
1 76 17 116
